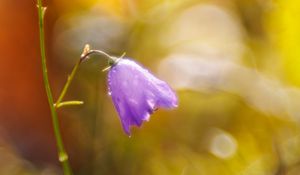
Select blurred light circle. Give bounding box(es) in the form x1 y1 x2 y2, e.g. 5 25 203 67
209 130 237 159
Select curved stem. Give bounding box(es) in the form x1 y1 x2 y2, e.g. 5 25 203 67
56 47 118 106
37 0 72 174
80 49 118 63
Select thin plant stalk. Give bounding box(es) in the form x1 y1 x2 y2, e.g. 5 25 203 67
37 0 72 174
55 61 80 106
54 48 121 108
55 100 84 109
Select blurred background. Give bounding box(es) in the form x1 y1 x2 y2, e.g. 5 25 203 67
1 0 300 174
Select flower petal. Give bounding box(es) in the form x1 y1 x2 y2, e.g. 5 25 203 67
108 59 177 135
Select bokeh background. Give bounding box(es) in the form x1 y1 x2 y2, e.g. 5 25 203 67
1 0 300 174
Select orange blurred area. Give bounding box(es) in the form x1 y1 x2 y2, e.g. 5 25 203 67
1 0 300 174
0 0 55 162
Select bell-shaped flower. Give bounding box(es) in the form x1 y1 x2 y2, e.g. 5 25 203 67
107 58 178 135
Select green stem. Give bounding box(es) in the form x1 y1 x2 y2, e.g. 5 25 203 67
55 61 80 106
55 101 84 109
55 48 120 105
37 0 72 174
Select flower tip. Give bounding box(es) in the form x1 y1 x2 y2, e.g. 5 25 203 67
170 92 179 108
173 100 179 108
124 129 132 137
142 113 151 122
172 104 178 108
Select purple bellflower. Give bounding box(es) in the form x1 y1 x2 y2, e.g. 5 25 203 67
107 58 178 135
